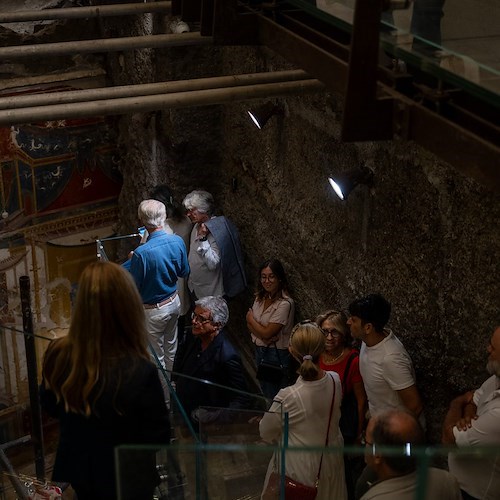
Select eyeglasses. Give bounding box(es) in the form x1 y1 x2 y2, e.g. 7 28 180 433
260 274 277 282
322 328 344 339
191 312 211 324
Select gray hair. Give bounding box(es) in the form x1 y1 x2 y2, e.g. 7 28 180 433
138 199 166 229
183 190 215 216
195 296 229 328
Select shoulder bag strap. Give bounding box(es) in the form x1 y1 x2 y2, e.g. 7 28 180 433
315 374 336 484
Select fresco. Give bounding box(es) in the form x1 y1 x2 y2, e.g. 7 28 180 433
0 115 121 217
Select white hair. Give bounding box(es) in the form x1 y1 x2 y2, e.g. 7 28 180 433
195 296 229 328
182 190 215 215
138 199 166 228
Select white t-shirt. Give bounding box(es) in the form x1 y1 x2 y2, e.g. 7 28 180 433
449 374 500 500
360 330 417 417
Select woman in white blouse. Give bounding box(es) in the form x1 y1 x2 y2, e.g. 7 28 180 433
259 321 347 500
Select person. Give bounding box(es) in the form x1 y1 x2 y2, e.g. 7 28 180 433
149 185 193 338
316 309 367 500
173 296 250 428
127 199 189 399
348 294 424 499
259 321 347 500
442 326 500 500
182 189 246 300
316 309 367 444
39 261 170 500
246 258 295 400
361 410 461 500
347 294 424 424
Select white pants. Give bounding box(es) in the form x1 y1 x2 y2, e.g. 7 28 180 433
144 294 181 401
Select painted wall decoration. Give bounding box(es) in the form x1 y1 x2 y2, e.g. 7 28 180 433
0 110 122 218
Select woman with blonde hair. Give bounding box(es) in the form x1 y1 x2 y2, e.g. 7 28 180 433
259 321 347 500
40 261 170 500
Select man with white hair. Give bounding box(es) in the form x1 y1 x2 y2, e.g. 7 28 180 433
182 190 246 300
442 326 500 500
128 199 189 399
173 296 249 426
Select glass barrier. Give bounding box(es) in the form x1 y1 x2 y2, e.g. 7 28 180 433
116 441 500 500
96 232 141 263
276 0 500 105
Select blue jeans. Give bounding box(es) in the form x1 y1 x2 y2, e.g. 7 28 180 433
255 345 291 401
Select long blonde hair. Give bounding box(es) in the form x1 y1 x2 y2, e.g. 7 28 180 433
42 261 150 416
289 321 325 381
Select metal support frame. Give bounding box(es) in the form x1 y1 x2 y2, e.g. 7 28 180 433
19 276 45 481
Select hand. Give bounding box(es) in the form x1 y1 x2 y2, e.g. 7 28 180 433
456 413 478 431
197 223 208 238
127 250 134 259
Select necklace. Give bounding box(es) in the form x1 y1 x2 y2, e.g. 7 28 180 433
323 348 345 364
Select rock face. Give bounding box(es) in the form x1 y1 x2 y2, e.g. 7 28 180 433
115 41 499 441
3 7 498 442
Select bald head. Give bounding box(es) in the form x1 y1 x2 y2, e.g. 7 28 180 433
366 410 424 476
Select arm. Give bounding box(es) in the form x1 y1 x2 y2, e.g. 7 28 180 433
442 391 476 445
246 309 283 342
129 252 145 291
196 223 221 270
259 400 284 443
397 384 424 418
246 299 292 342
352 381 368 443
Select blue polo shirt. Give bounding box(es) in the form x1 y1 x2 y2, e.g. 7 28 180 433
129 230 189 304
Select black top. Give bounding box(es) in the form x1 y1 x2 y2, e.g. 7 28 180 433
40 357 170 500
173 329 250 425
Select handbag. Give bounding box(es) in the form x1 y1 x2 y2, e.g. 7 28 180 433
262 471 317 500
262 374 336 499
256 343 284 384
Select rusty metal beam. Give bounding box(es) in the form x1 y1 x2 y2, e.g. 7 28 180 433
342 0 394 140
406 101 500 190
257 15 348 95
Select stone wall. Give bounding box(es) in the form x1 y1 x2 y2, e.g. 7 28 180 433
115 43 499 441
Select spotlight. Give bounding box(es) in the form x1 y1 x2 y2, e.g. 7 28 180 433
328 166 374 200
247 102 284 129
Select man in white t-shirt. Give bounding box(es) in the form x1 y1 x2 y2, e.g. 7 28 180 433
347 294 424 423
348 294 424 499
442 326 500 500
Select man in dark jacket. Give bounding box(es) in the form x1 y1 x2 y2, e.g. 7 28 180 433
173 295 249 428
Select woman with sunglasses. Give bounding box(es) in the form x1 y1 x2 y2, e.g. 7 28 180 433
316 310 367 499
246 258 295 400
259 321 347 500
